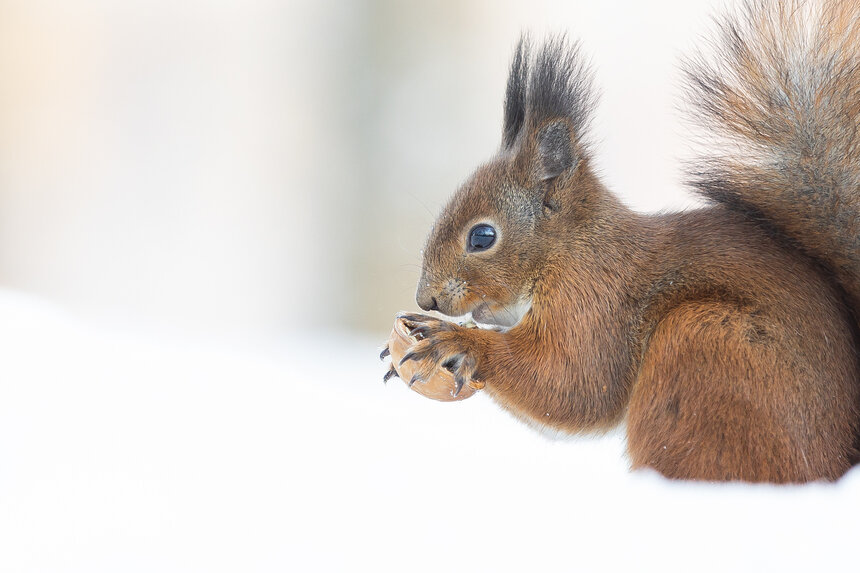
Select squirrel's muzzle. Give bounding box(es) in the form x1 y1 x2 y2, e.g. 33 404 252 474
416 291 439 312
415 275 439 311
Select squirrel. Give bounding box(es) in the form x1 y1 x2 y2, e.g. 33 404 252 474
393 0 860 483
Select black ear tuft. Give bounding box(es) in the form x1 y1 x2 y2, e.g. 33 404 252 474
500 34 596 167
537 120 574 180
502 37 530 149
528 36 595 138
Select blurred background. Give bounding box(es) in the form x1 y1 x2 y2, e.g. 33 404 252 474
0 0 718 338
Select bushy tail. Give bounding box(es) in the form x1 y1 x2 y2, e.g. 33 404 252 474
685 0 860 311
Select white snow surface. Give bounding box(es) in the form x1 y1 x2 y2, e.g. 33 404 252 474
0 289 857 572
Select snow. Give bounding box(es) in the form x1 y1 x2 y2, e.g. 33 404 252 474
0 289 857 572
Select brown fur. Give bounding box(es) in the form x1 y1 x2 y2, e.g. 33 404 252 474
404 1 860 482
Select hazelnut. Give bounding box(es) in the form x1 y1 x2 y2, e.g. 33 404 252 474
383 315 479 402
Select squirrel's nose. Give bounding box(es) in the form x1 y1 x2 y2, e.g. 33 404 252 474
416 291 439 312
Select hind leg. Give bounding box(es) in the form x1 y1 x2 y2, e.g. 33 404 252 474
627 302 857 483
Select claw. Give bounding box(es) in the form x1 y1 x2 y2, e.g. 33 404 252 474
409 374 421 387
399 351 419 366
409 325 432 339
453 374 465 397
379 346 390 361
383 366 398 383
398 313 428 323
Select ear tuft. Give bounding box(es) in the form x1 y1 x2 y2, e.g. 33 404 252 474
502 37 530 149
537 120 574 181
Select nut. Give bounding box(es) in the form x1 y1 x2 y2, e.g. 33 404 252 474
385 315 478 402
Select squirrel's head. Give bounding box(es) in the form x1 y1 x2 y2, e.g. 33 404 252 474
417 36 598 328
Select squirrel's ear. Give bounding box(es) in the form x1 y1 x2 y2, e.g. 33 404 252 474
536 120 575 181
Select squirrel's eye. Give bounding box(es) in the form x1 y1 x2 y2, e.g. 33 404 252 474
468 224 496 252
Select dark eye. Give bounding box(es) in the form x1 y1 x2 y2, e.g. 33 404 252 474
468 224 497 252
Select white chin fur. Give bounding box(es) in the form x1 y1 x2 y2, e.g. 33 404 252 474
469 297 532 331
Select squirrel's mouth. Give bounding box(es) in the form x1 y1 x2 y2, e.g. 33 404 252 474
470 298 532 330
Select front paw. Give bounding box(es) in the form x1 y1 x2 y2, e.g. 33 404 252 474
397 313 482 396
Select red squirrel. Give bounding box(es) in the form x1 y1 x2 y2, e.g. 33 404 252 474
388 0 860 482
